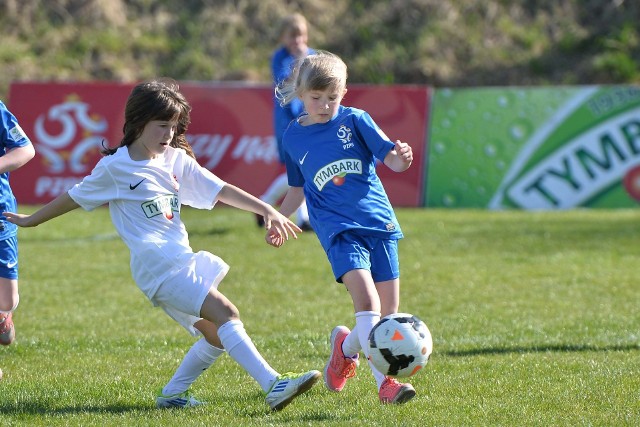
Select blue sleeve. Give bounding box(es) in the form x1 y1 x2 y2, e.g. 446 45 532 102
1 102 32 150
354 111 394 161
284 148 304 187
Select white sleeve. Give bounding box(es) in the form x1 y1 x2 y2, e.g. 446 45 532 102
180 155 226 209
68 160 117 211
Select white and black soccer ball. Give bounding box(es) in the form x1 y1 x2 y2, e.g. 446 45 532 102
368 313 433 378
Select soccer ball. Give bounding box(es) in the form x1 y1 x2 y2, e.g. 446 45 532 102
368 313 433 378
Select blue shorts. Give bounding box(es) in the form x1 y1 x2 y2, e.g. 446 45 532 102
327 232 399 283
0 236 18 280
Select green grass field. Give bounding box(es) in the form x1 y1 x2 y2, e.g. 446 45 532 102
1 206 638 426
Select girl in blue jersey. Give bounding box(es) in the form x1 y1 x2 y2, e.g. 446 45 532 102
267 51 417 404
0 101 35 346
4 79 320 411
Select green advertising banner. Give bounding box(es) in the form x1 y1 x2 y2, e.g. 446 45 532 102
426 86 640 209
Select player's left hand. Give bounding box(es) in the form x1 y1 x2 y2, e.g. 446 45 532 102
394 140 413 164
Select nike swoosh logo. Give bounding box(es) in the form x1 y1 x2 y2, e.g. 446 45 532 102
129 178 146 190
6 261 17 269
299 151 309 165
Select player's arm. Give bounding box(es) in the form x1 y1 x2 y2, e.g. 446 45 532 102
3 192 80 228
0 144 35 174
264 186 305 248
278 186 305 219
383 140 413 173
216 183 301 238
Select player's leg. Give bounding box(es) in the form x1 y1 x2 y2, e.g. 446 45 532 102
156 319 225 408
153 251 229 408
324 234 378 391
0 278 18 346
340 269 387 388
200 287 280 391
156 251 319 410
155 250 264 391
201 289 320 411
376 278 400 318
0 278 18 313
0 237 20 346
371 237 401 318
372 280 417 404
372 239 415 404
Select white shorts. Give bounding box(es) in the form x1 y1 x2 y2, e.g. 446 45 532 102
151 251 230 336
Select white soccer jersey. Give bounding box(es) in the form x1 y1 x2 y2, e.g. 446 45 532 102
68 146 225 300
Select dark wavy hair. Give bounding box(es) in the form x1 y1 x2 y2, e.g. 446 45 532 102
102 78 195 159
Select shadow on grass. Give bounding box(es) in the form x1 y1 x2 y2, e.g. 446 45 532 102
20 226 229 243
444 343 640 357
186 226 229 237
0 402 151 416
20 233 121 243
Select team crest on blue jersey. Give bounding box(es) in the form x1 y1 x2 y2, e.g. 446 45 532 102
337 125 354 149
385 222 396 231
9 125 28 143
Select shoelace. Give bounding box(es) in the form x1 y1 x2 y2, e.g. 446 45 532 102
277 372 301 379
380 377 403 396
335 357 357 379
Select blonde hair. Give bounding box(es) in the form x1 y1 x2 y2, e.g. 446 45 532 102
276 50 348 106
278 13 308 38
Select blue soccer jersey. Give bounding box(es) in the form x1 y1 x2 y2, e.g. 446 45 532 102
282 105 403 251
0 101 32 240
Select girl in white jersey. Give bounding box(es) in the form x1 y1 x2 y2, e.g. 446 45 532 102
3 79 320 411
267 52 416 404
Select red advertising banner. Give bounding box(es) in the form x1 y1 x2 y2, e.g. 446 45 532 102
345 84 429 207
9 82 429 206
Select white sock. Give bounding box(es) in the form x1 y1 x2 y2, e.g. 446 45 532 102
260 173 289 205
342 310 378 357
350 311 387 389
342 326 362 358
162 338 224 395
217 319 279 392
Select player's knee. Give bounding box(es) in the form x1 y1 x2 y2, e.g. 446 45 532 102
226 303 240 321
214 301 240 324
0 295 19 313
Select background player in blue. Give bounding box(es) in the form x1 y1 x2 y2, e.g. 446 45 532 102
266 51 417 404
0 101 35 346
258 12 314 230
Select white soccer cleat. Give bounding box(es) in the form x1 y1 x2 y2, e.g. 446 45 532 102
265 370 321 411
156 389 205 408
